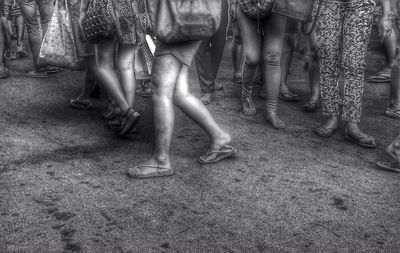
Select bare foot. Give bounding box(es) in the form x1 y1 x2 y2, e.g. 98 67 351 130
210 131 232 152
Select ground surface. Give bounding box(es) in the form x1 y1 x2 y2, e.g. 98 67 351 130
0 35 399 252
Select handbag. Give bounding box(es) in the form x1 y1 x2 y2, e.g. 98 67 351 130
38 0 78 68
272 0 322 35
80 0 122 44
239 0 274 20
146 0 222 43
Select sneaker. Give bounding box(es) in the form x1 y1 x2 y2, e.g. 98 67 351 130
16 43 27 57
0 67 9 79
214 80 223 90
200 93 214 105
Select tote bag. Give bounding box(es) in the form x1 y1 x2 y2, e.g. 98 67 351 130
38 0 78 68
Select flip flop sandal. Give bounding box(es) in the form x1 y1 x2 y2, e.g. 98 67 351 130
70 97 93 110
376 161 400 173
279 92 299 102
344 129 376 148
25 70 48 78
315 126 336 137
102 107 121 120
385 107 400 119
367 69 391 83
117 108 141 137
128 164 175 179
198 145 237 164
46 66 63 74
303 102 320 112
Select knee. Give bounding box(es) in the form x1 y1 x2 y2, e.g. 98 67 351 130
263 51 281 67
244 52 259 67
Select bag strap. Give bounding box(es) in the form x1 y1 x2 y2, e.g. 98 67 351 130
302 0 322 36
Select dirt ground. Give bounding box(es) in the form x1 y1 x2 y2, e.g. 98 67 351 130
0 34 400 252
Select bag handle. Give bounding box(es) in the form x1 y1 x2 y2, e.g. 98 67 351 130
302 0 322 36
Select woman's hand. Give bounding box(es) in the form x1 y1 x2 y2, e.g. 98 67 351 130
379 15 392 41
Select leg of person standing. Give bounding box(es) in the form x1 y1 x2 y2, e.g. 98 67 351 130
314 1 343 137
18 0 57 78
341 0 376 147
195 0 228 105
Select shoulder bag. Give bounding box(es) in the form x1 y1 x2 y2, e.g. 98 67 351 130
146 0 222 44
272 0 322 35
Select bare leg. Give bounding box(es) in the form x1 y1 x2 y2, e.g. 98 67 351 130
279 33 298 101
95 41 130 113
117 44 137 107
174 65 231 151
303 31 321 111
15 15 25 46
231 19 243 80
141 54 181 169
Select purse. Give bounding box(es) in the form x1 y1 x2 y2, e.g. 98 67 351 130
80 0 122 44
239 0 275 20
38 0 78 68
146 0 222 43
272 0 322 35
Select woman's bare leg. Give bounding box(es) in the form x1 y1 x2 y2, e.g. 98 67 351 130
117 44 137 107
174 65 231 151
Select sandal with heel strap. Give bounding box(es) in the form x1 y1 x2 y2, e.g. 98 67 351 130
117 108 141 137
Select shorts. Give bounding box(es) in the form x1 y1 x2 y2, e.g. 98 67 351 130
154 40 201 67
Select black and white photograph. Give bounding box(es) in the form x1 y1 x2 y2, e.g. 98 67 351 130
0 0 399 252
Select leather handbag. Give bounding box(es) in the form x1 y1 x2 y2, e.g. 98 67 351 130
272 0 322 35
239 0 275 20
80 0 122 44
38 0 78 68
146 0 222 43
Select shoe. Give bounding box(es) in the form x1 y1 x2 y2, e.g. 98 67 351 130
128 164 175 179
367 68 391 83
117 108 141 137
200 93 214 105
198 145 237 164
70 97 93 110
344 127 376 148
279 92 299 102
315 125 336 137
0 67 9 79
233 72 243 83
214 81 224 90
385 106 400 119
376 161 400 173
46 66 63 74
303 102 320 112
109 118 137 134
16 43 27 57
5 50 16 60
25 70 48 78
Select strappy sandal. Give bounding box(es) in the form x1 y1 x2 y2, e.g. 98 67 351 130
117 108 141 137
128 164 175 179
242 89 256 115
315 125 336 137
198 145 237 164
344 128 376 148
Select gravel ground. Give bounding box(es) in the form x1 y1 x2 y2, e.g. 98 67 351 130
0 36 399 253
